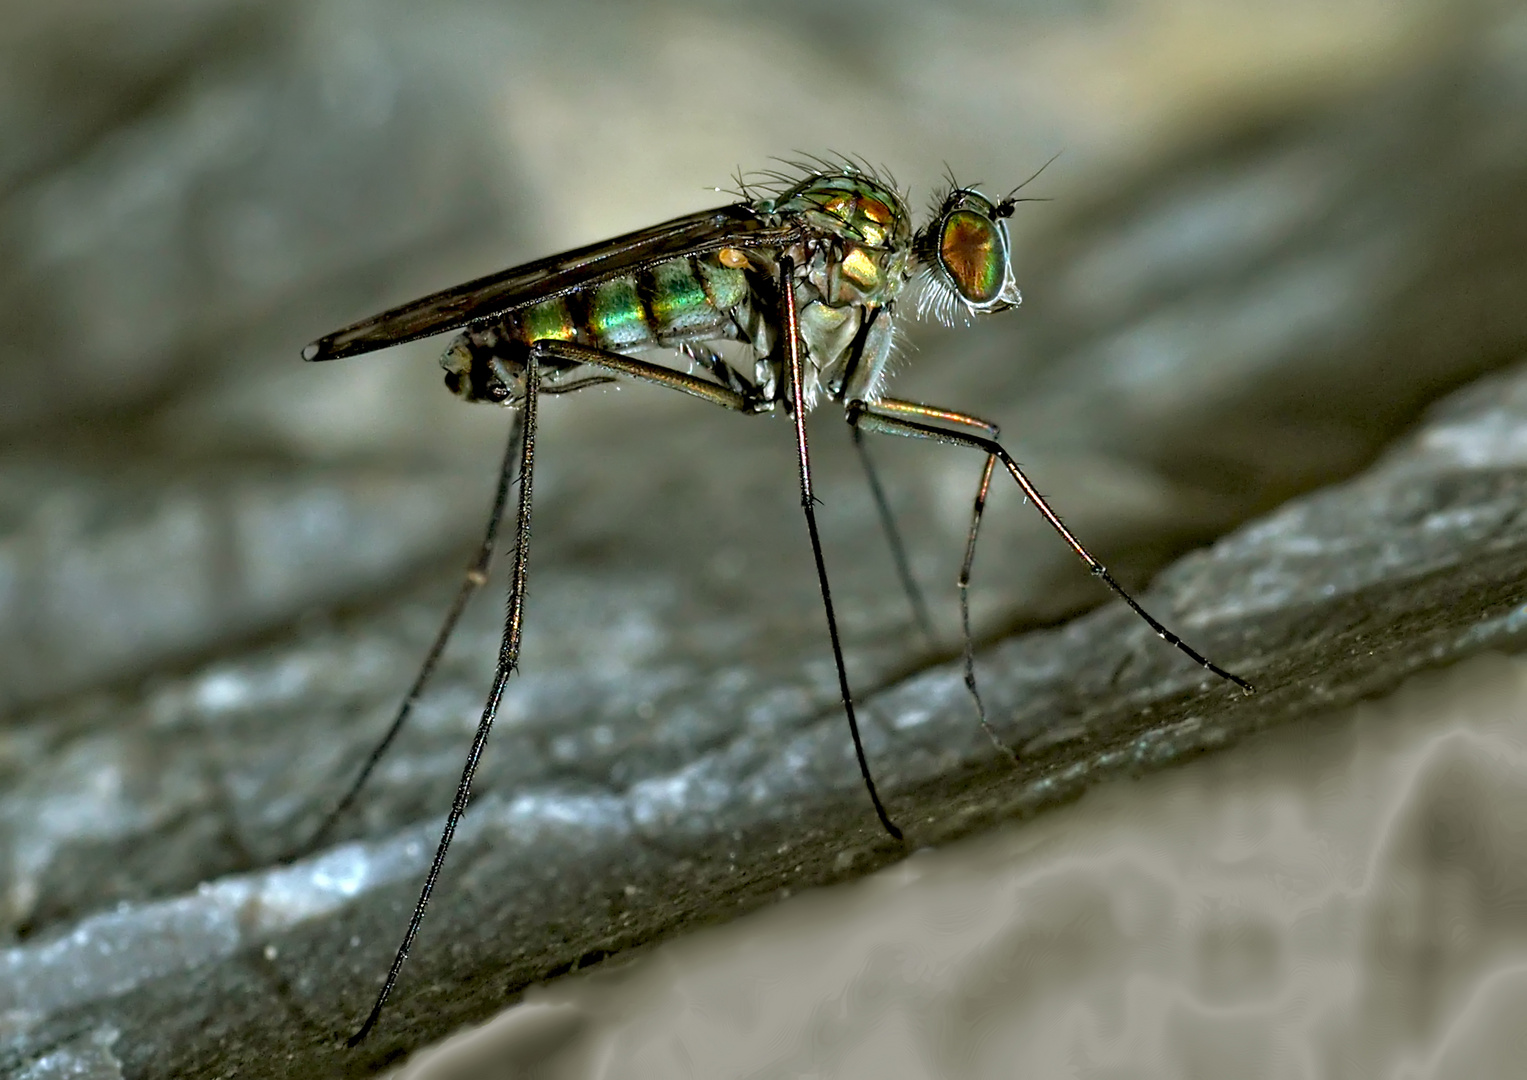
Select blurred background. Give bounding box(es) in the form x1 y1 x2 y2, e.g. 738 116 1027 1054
2 0 1526 1077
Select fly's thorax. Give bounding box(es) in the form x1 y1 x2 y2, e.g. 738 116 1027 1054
798 235 912 312
788 239 902 409
761 170 912 308
834 241 911 307
762 170 914 409
797 299 857 370
763 171 911 250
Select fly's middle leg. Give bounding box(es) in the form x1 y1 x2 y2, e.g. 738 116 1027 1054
777 258 904 841
850 424 937 646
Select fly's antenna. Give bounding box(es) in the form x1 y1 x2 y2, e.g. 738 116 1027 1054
998 150 1064 214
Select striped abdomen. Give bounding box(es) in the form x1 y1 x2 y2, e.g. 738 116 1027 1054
442 252 757 402
513 252 752 351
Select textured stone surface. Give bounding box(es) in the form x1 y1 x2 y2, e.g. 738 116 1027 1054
394 651 1527 1078
2 2 1526 1077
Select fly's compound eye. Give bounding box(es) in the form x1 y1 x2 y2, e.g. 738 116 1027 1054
939 209 1006 306
914 190 1021 324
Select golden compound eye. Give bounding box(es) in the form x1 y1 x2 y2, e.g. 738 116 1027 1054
939 209 1004 304
716 247 749 268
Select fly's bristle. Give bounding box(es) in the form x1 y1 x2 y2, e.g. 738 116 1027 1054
913 267 969 328
742 153 900 205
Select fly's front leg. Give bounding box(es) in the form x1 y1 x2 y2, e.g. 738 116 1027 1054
847 398 1254 749
848 399 1014 759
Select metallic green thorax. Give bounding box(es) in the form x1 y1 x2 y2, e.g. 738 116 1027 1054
755 171 914 407
759 171 913 310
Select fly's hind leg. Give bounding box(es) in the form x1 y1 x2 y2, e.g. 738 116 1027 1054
289 408 525 862
528 340 760 413
349 358 544 1046
348 341 763 1044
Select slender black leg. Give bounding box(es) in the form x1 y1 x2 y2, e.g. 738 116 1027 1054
848 400 1255 694
292 411 525 861
850 400 1018 759
531 339 756 413
850 425 936 644
779 257 902 841
955 454 1016 759
348 360 541 1047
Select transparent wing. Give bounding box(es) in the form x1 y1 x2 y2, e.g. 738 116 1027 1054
304 203 801 361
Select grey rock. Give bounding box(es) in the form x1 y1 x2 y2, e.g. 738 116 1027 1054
3 5 1527 1078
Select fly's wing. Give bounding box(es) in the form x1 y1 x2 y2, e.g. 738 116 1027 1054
303 203 802 361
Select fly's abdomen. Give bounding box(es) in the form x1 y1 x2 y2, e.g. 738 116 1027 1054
584 276 652 349
518 295 580 345
528 254 750 352
443 254 754 402
645 260 715 338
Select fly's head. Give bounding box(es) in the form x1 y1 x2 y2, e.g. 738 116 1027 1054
756 164 913 309
913 186 1021 326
